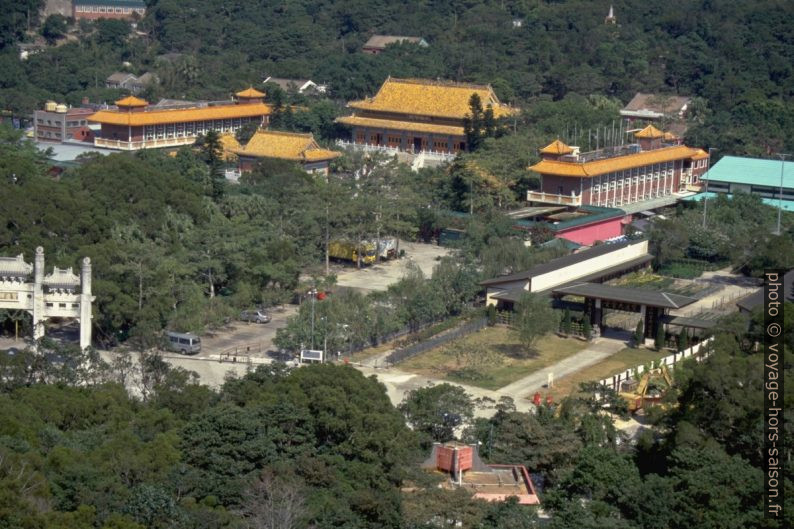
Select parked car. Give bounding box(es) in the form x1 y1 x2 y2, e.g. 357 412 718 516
240 309 271 323
165 331 201 355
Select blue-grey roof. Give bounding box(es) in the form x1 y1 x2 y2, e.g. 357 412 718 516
35 141 115 162
706 156 794 188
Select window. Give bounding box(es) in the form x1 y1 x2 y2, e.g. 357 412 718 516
59 303 66 308
593 184 601 192
46 303 53 308
72 303 79 308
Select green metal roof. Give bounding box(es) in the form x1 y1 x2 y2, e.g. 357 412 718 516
514 205 626 232
706 156 794 188
683 192 794 212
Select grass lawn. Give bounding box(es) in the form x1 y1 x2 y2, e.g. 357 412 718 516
542 346 669 401
398 326 588 390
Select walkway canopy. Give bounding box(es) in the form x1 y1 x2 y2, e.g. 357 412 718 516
551 282 698 339
551 283 697 310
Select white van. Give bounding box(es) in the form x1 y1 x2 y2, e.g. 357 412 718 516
165 331 201 355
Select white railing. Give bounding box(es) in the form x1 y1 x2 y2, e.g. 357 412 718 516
94 136 197 150
526 190 582 206
599 336 714 392
335 140 456 161
225 168 241 182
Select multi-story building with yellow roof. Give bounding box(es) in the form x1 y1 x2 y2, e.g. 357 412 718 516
234 130 341 176
528 125 709 209
336 77 516 155
88 88 272 150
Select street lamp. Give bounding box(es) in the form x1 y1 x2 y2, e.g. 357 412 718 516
775 154 789 236
702 147 717 229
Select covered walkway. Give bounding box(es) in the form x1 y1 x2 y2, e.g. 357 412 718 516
551 282 697 339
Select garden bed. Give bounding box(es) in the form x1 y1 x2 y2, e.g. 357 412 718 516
399 326 588 390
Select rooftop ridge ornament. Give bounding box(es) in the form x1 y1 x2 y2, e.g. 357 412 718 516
0 254 33 277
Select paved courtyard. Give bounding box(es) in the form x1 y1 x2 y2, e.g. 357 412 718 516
334 240 452 293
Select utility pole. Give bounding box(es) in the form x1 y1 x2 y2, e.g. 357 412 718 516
702 147 717 229
775 154 789 235
309 287 317 350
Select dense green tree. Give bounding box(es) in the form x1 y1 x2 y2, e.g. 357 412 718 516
41 14 68 45
512 293 558 354
398 383 474 445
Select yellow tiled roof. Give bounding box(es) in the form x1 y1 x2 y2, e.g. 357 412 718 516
691 148 709 160
634 124 665 139
219 133 241 161
88 102 273 126
540 139 574 155
662 131 678 141
236 87 265 98
115 95 149 107
347 77 517 119
234 130 341 162
335 115 465 136
529 145 703 178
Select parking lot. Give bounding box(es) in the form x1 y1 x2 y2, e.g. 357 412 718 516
190 304 298 360
334 241 453 292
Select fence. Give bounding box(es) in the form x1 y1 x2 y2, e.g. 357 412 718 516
598 336 714 392
218 342 270 364
386 317 488 365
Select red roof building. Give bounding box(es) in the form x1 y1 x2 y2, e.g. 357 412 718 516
528 126 709 208
422 442 540 506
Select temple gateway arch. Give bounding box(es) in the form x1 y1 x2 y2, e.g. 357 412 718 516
0 247 94 350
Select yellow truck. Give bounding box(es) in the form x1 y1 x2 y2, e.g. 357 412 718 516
329 240 377 265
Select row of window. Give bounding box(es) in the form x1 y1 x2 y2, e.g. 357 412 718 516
143 117 257 140
45 302 79 309
39 131 62 139
75 6 145 14
353 132 464 152
592 173 663 193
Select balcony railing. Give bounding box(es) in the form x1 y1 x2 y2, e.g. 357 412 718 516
94 136 197 150
526 190 582 206
335 140 457 162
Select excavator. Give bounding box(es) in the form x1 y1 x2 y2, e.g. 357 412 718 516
618 364 673 413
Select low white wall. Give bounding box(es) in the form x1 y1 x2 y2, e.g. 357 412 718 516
531 240 649 292
599 335 714 392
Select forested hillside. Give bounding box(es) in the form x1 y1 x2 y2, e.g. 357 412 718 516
0 305 791 528
2 0 793 155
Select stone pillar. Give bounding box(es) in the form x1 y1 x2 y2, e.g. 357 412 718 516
32 247 45 342
80 257 93 350
593 298 602 327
